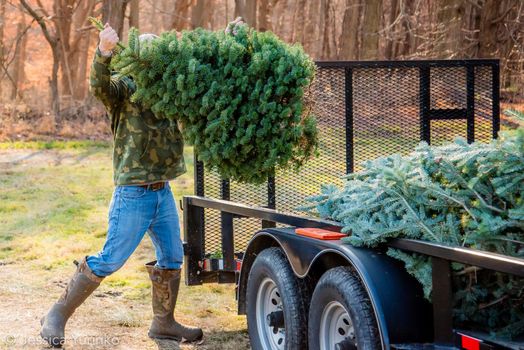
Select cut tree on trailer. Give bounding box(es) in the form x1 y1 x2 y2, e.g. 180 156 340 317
182 60 524 349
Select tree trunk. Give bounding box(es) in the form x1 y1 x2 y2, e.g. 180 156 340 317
0 0 6 99
192 0 211 29
360 0 382 60
54 0 96 102
73 28 92 100
50 47 60 118
102 0 128 38
394 0 416 58
478 0 501 59
291 0 306 42
257 0 274 32
170 0 192 30
462 0 481 58
235 0 256 28
129 0 139 28
71 0 96 100
384 0 399 59
10 16 28 100
20 0 61 118
302 0 320 56
338 0 361 60
435 0 465 58
54 0 75 99
321 0 337 60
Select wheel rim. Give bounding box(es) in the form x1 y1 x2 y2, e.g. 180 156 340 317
319 301 356 350
256 277 285 349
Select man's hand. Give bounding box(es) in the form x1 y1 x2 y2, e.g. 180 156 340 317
98 23 119 56
225 17 245 36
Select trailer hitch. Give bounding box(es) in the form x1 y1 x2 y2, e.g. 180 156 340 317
267 311 285 333
335 339 357 350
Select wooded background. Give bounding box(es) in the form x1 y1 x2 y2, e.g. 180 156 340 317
0 0 522 136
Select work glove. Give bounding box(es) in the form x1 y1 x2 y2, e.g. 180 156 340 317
225 17 246 36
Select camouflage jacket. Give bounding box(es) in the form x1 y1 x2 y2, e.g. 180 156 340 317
89 49 186 185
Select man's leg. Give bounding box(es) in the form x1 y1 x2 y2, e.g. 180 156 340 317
87 186 157 276
41 186 157 347
146 184 203 342
147 185 184 270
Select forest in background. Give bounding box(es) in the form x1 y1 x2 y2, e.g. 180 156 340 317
0 0 522 141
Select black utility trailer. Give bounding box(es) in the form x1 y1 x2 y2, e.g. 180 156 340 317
182 60 524 350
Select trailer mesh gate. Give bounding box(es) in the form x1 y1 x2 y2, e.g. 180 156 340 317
193 60 500 258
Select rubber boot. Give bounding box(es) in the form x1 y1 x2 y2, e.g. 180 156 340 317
146 261 203 342
40 257 103 347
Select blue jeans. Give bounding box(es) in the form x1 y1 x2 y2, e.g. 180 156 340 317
86 183 184 277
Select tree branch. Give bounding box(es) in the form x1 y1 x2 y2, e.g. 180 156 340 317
19 0 56 45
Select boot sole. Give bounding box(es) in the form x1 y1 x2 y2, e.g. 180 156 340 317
148 332 204 343
39 332 65 348
148 332 181 342
40 316 65 348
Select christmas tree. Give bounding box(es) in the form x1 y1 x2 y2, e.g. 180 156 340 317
91 18 318 184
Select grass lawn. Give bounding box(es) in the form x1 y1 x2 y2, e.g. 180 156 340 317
0 141 248 350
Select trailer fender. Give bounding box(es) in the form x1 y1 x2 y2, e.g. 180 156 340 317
237 229 433 348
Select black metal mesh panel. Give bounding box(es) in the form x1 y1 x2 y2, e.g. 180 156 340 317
230 181 265 252
430 67 467 110
202 171 222 254
202 170 266 254
474 66 496 142
275 67 347 216
197 61 499 257
353 67 420 171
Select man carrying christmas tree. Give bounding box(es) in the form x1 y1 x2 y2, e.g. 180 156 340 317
39 18 244 348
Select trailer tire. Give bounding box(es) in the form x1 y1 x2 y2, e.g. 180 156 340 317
308 266 380 350
246 247 308 350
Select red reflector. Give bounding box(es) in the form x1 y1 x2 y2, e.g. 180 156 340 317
236 260 242 271
295 228 346 240
462 334 481 350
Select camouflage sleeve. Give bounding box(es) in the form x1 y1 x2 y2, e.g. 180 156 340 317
89 48 133 110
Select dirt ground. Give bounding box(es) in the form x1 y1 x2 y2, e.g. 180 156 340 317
0 262 248 350
0 146 250 350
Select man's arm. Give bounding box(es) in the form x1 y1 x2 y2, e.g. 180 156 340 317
89 24 132 110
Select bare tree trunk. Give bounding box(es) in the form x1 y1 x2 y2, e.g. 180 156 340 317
394 0 416 58
171 0 192 30
360 0 382 59
53 0 96 102
338 0 361 60
478 0 501 59
435 0 465 58
129 0 139 28
462 0 481 58
50 48 60 117
102 0 128 37
71 0 96 100
10 16 28 99
321 0 337 60
73 27 92 100
258 0 275 32
20 0 61 118
192 0 211 29
272 0 295 42
0 0 6 99
302 0 320 56
235 0 256 27
54 0 75 100
291 0 306 42
384 0 399 59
